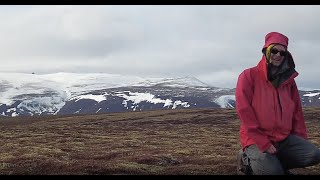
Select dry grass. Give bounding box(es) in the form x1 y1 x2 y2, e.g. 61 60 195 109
0 107 319 175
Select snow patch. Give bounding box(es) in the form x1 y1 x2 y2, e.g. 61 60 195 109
303 92 320 97
11 112 18 117
6 107 16 113
214 95 235 108
114 91 190 110
70 94 107 103
17 96 66 115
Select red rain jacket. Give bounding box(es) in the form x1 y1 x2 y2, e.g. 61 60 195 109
236 55 308 152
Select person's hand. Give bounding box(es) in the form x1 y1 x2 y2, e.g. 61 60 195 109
265 144 277 154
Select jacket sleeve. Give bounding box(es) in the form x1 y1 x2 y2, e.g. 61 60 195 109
236 70 272 152
291 80 308 139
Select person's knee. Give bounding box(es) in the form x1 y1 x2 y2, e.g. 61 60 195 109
300 148 320 167
250 154 285 175
312 148 320 164
251 163 284 175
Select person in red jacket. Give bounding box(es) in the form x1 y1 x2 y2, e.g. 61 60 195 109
236 32 320 175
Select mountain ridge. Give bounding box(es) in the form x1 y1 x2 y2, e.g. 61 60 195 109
1 72 320 117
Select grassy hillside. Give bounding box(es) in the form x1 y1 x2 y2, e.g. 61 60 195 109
0 108 320 175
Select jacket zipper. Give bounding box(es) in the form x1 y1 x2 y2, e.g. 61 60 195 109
277 90 282 113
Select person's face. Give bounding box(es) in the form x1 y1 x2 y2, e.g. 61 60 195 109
270 45 287 67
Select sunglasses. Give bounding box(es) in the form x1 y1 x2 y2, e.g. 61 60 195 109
271 49 287 56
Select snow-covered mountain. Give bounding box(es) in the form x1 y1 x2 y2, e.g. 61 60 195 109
0 72 234 117
0 72 319 117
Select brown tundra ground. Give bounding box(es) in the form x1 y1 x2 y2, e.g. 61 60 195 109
0 107 320 175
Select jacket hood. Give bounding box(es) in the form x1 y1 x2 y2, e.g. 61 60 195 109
258 51 297 86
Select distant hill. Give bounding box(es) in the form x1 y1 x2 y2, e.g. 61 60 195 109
1 72 320 117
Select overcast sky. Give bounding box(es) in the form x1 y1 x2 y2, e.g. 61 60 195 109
0 5 319 89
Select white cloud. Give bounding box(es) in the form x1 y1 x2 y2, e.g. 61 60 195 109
0 5 320 89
